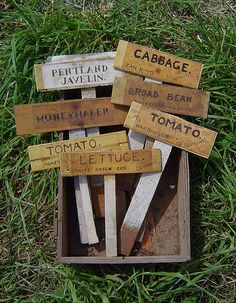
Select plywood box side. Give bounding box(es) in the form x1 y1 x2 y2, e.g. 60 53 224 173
58 255 190 264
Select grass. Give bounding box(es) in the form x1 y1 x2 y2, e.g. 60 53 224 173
0 0 236 302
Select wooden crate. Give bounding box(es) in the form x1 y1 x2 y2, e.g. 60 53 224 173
57 139 190 264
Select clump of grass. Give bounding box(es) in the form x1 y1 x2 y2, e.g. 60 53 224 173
0 0 235 302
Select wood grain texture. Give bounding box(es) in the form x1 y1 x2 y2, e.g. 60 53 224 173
78 174 99 244
104 175 117 257
120 141 172 256
14 98 128 135
68 121 97 245
111 77 210 118
126 78 161 245
72 175 89 244
137 210 156 255
124 101 217 158
114 40 202 89
28 131 128 171
60 149 161 176
35 55 126 91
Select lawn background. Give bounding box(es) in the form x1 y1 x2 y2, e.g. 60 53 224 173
0 0 235 302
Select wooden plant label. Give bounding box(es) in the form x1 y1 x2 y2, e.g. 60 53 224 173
28 131 128 171
114 40 203 89
60 149 161 176
111 77 210 118
124 101 217 158
35 52 126 91
14 98 128 135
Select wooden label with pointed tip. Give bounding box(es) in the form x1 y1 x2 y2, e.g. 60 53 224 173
124 101 217 158
60 149 161 176
111 77 210 118
14 98 128 135
114 40 203 89
28 131 128 171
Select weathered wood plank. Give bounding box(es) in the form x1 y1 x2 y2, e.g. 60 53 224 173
104 132 131 255
60 149 162 176
120 141 172 256
69 87 97 246
68 123 96 245
104 175 117 257
35 52 127 91
28 130 128 171
14 97 128 135
111 77 210 118
124 101 217 158
78 173 99 244
87 131 105 219
72 175 89 244
114 40 203 89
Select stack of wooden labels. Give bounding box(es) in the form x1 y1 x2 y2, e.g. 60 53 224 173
14 41 217 260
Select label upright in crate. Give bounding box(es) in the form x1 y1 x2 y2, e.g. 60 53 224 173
124 101 217 158
114 40 203 88
111 77 210 118
14 98 128 135
28 131 128 171
60 149 161 176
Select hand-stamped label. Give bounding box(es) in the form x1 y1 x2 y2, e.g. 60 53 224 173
28 131 128 171
14 98 128 135
60 149 161 176
124 101 217 158
114 40 203 89
35 57 125 91
111 77 210 118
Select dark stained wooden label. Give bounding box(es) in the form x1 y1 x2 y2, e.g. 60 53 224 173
14 98 128 135
111 77 210 118
60 149 161 176
124 101 217 158
114 40 203 89
28 131 128 171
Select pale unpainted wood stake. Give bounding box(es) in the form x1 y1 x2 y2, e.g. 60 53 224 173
104 175 117 257
127 78 160 243
59 88 90 244
68 88 99 245
120 141 172 256
120 78 171 255
83 89 117 256
86 126 105 219
83 90 117 255
69 129 89 244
